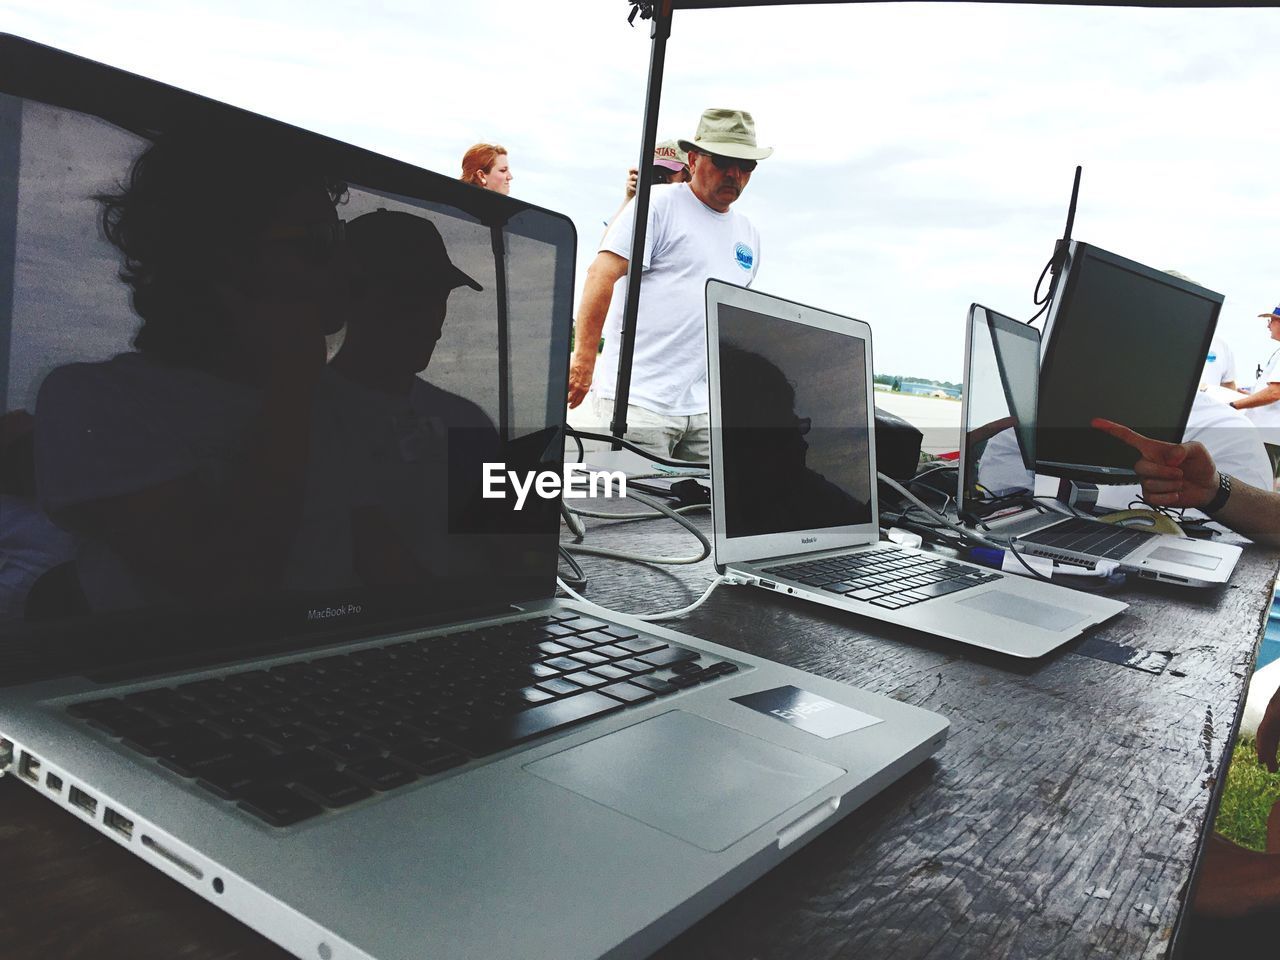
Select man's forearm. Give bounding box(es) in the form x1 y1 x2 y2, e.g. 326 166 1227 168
572 259 623 364
1215 475 1280 547
572 300 609 365
566 253 629 407
1231 384 1280 410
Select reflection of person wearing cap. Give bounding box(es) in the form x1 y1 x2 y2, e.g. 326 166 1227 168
332 209 499 579
719 346 870 536
333 209 483 392
569 108 771 461
1229 305 1280 476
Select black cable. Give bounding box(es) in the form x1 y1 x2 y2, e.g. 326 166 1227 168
557 545 587 591
907 477 956 501
911 462 958 482
1130 496 1185 523
1004 539 1060 585
961 507 1060 586
565 427 708 470
1027 255 1054 325
561 500 585 542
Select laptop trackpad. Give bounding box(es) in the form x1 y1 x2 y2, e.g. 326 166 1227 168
1148 545 1221 570
524 711 845 852
955 590 1087 632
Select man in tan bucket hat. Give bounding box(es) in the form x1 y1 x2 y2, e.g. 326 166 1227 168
568 108 771 461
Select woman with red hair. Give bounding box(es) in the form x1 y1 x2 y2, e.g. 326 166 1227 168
460 143 512 194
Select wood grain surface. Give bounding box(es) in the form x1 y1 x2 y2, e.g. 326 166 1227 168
1 508 1274 960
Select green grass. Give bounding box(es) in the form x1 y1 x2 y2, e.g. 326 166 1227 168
1215 735 1280 851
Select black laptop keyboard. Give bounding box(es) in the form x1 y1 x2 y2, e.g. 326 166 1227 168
762 545 1001 610
65 613 739 827
1019 517 1155 559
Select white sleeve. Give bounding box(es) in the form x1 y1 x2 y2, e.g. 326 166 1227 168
599 195 659 270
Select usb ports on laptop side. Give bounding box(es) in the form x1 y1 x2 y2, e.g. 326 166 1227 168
68 784 98 817
104 808 134 840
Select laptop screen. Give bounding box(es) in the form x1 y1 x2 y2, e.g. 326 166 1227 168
0 37 574 666
715 302 873 540
960 305 1040 516
1036 242 1222 477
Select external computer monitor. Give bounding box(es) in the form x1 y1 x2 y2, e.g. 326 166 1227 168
1035 241 1222 483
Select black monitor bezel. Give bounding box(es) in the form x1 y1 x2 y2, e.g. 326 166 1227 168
1035 240 1222 484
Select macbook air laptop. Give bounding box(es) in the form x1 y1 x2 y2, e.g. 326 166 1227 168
0 35 950 960
705 280 1128 660
958 304 1241 588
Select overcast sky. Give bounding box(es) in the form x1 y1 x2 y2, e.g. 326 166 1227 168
7 1 1280 383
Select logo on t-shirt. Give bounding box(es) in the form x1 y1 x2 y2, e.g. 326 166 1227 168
734 242 754 271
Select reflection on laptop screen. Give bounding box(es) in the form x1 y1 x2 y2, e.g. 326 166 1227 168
0 40 574 654
961 306 1040 515
716 303 872 539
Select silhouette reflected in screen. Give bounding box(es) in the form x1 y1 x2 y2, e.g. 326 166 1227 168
330 209 503 581
718 344 871 538
2 70 573 639
32 133 361 614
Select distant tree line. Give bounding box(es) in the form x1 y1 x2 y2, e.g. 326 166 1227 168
873 374 962 391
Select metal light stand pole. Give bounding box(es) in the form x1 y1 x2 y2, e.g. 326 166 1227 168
609 0 674 449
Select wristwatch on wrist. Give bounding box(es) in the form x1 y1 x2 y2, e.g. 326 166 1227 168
1202 472 1232 515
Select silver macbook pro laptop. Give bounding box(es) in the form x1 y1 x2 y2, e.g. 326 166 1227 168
705 280 1128 660
958 303 1241 588
0 35 950 960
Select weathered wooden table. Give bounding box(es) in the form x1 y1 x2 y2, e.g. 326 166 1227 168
1 508 1275 960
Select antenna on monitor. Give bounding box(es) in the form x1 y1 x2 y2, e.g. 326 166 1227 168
1048 165 1082 302
1029 164 1082 325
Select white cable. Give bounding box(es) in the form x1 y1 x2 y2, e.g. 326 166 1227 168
565 503 710 521
877 472 1002 549
561 489 711 565
556 575 732 623
562 541 709 564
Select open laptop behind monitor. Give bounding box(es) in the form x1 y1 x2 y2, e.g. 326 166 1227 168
0 35 954 960
705 280 1127 660
959 304 1241 588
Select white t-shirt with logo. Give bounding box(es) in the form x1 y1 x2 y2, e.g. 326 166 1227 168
593 182 761 416
1245 344 1280 445
1201 336 1236 388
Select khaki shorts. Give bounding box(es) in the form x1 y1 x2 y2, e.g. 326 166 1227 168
592 396 709 463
